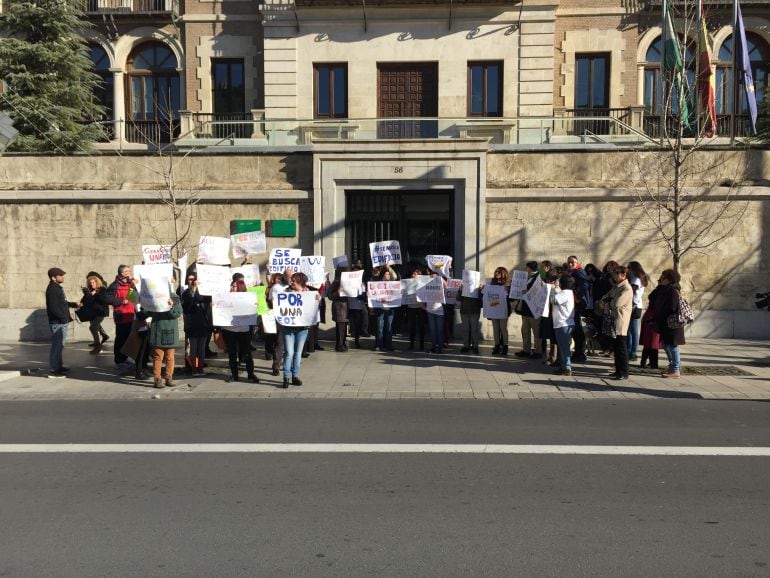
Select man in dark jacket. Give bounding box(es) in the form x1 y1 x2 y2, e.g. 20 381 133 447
514 261 542 359
567 255 592 362
106 265 137 368
45 267 77 377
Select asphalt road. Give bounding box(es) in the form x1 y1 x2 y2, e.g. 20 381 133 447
1 400 769 576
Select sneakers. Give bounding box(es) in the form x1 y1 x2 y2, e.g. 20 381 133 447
555 369 573 376
165 379 177 388
153 379 165 389
225 375 239 383
248 375 260 383
193 370 206 377
514 350 530 358
48 370 67 378
661 370 681 379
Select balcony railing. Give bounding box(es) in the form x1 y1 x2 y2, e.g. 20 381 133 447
79 0 178 14
643 112 752 139
191 113 256 140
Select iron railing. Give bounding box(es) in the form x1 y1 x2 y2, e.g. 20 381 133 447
79 0 177 14
191 113 256 140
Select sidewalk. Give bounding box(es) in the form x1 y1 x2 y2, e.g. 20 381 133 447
0 336 769 401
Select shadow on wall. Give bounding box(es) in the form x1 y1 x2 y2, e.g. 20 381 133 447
20 309 51 343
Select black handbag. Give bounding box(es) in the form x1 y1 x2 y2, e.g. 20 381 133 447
75 306 95 323
631 306 642 320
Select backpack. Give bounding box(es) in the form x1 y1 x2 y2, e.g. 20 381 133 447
667 293 695 329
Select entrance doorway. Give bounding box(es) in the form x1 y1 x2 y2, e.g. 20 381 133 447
377 63 439 138
345 190 453 274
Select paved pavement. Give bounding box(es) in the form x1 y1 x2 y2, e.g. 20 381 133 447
0 333 769 401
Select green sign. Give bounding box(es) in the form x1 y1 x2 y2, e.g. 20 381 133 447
248 285 269 315
267 219 296 238
231 219 262 235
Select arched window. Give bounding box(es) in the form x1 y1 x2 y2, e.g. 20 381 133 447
715 32 769 117
643 35 696 115
126 42 180 143
89 45 113 123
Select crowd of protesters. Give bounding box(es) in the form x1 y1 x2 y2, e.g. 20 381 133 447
44 254 688 385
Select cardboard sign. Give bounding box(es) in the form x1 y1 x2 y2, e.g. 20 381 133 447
274 291 320 327
369 240 402 266
340 270 364 297
417 276 445 304
444 279 463 305
268 248 301 274
142 244 172 265
261 309 277 334
332 255 349 269
231 230 267 259
231 264 261 288
483 285 509 319
212 292 257 327
524 276 551 320
299 256 326 287
509 270 529 300
248 285 269 315
134 263 174 292
367 281 403 308
139 276 171 313
426 255 452 278
196 264 232 296
198 236 231 266
462 270 482 299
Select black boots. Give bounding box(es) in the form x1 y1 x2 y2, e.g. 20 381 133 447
292 377 303 386
282 376 290 389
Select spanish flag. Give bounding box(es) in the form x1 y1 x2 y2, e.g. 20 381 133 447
697 0 717 137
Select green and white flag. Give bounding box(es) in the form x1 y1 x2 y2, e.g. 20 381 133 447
663 3 692 131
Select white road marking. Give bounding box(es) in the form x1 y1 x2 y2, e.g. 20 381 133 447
0 444 769 456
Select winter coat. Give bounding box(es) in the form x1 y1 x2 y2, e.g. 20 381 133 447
570 267 593 310
655 284 686 346
328 281 349 323
148 295 183 348
46 282 76 324
80 287 110 319
609 279 633 336
106 277 136 325
457 286 482 315
181 287 213 338
639 287 662 350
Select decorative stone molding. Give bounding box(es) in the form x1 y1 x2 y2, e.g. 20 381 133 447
560 28 625 109
196 36 260 113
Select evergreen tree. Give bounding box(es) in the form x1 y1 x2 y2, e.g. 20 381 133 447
0 0 104 152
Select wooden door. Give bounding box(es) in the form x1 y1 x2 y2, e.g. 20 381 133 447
377 63 438 138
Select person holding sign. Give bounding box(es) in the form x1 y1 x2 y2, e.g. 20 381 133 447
370 264 399 352
514 261 543 359
181 274 213 377
279 272 321 388
406 268 427 351
424 271 447 354
328 268 349 352
550 274 576 376
148 290 183 389
488 267 512 356
221 273 260 384
457 282 483 355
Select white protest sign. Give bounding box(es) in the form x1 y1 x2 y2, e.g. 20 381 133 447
274 291 320 327
401 276 430 305
196 264 232 296
367 281 403 308
198 236 231 265
524 276 551 320
483 285 509 319
139 276 171 312
178 253 188 288
299 256 326 287
134 263 174 292
261 309 277 334
444 279 463 305
369 240 402 266
231 264 261 288
332 255 349 269
268 248 301 274
462 270 482 299
212 292 258 327
340 270 364 297
509 270 529 300
426 255 452 278
231 230 267 259
142 244 172 265
417 276 445 304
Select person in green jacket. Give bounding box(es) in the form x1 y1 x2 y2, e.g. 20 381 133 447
149 292 183 389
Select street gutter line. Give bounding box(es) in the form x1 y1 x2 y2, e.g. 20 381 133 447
1 444 770 456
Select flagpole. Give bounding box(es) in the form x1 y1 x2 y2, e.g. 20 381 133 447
731 0 738 145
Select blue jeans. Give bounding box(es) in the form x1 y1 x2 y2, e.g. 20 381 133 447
553 325 573 371
627 318 640 358
49 323 69 371
427 313 443 352
663 343 681 372
375 309 394 350
282 327 309 378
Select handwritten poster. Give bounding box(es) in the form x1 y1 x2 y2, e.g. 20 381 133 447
196 264 232 296
369 240 402 266
139 276 171 312
198 236 231 266
134 263 174 292
332 255 349 269
524 276 551 320
231 264 261 288
416 276 445 304
261 309 277 334
426 255 452 278
509 270 529 300
401 276 430 305
268 248 301 274
141 244 172 265
231 230 267 259
299 256 326 287
340 270 364 297
483 285 509 319
462 270 482 299
212 292 258 327
444 279 463 305
274 291 320 327
367 281 403 308
178 253 188 288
